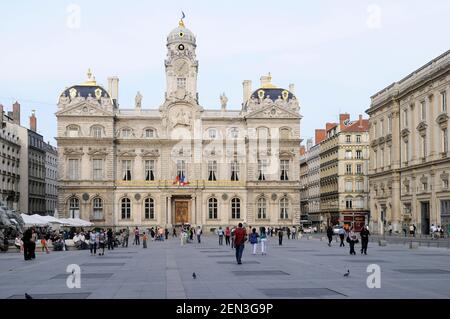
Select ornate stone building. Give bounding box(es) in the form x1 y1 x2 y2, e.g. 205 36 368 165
56 19 302 230
367 50 450 235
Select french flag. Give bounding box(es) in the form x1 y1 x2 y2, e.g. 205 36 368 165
180 173 189 186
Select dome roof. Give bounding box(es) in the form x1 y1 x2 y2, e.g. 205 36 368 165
59 69 111 103
250 88 296 102
167 20 196 45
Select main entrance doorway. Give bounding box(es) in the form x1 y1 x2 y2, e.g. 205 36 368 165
174 200 190 224
421 201 430 235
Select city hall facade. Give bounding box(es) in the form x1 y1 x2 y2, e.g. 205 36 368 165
56 20 302 230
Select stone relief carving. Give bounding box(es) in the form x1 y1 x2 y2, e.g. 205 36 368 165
141 149 160 157
63 147 84 156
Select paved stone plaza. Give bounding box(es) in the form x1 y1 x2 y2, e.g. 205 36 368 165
1 236 449 299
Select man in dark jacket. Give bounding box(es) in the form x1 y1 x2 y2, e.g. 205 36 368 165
107 229 114 250
278 228 284 246
360 225 370 255
22 228 32 260
326 225 334 247
234 223 247 264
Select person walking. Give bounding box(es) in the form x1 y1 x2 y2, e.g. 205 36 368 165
196 226 202 243
409 224 414 237
172 227 177 238
231 227 236 249
89 230 98 255
40 234 50 254
29 228 37 259
217 226 224 245
249 228 259 255
142 232 148 248
122 229 129 248
278 228 284 246
286 227 291 240
234 223 247 264
98 230 106 256
165 228 169 240
326 225 333 247
260 227 267 255
107 228 114 250
347 227 358 255
133 227 140 245
22 228 32 260
338 227 346 247
291 226 296 240
360 225 370 255
225 227 231 246
15 235 22 252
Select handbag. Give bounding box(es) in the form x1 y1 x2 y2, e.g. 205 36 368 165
346 236 350 243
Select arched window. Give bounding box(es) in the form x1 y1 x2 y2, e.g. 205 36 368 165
257 197 267 219
121 128 133 138
208 128 217 139
229 127 239 139
121 198 131 219
208 197 218 219
68 197 80 219
92 197 103 220
67 125 80 137
144 128 155 138
144 198 155 219
231 197 240 219
280 197 289 219
91 126 103 138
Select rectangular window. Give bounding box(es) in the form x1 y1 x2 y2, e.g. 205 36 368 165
345 150 352 159
356 135 361 143
387 146 391 166
403 109 408 127
421 101 426 120
380 149 384 167
93 159 103 180
356 180 364 191
177 78 186 89
177 160 186 179
345 181 353 192
280 160 289 181
356 164 363 174
230 161 239 181
388 116 392 133
404 140 409 162
379 120 384 137
441 91 447 112
68 159 79 180
208 129 216 139
422 136 427 158
208 160 217 181
443 128 448 154
346 199 352 209
346 135 351 143
145 160 155 181
356 150 362 159
441 200 450 216
258 159 267 181
346 164 352 174
122 160 132 181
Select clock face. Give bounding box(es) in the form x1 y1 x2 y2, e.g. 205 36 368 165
173 59 189 75
178 44 185 51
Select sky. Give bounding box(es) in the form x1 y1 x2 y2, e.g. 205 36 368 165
0 0 449 144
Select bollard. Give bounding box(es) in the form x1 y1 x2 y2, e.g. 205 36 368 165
409 241 419 249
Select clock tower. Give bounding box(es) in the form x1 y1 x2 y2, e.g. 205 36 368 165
165 18 198 102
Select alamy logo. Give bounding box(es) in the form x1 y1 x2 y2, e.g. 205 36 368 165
66 264 81 289
366 4 382 29
366 264 381 288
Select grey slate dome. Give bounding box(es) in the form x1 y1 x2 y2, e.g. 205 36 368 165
167 20 196 46
59 69 111 102
250 88 295 102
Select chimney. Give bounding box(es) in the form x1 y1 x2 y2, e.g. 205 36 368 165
29 110 37 132
107 76 119 105
359 114 363 127
242 80 252 104
300 145 306 156
306 138 313 151
12 101 20 125
289 83 295 94
315 129 326 144
339 113 350 127
325 123 336 132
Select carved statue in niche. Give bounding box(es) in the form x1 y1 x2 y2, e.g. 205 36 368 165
174 109 191 127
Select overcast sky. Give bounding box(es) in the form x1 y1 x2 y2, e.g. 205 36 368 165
0 0 449 144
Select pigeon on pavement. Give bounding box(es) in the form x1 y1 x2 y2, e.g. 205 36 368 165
343 270 350 277
192 272 197 279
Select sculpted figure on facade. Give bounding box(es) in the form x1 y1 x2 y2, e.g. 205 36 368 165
135 91 142 108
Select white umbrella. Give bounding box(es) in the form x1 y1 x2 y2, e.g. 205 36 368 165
39 215 64 224
20 214 49 226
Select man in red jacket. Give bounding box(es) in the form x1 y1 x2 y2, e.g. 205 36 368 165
234 223 247 264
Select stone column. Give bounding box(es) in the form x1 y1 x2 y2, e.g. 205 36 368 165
391 173 401 232
430 171 437 225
